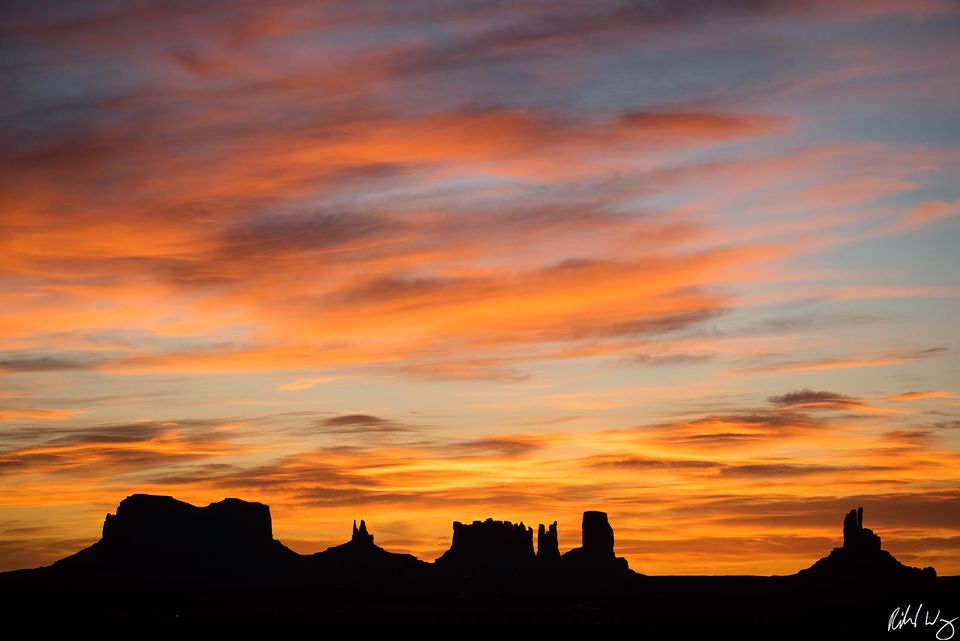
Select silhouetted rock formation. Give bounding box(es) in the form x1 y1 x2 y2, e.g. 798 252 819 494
582 510 615 556
309 519 428 576
352 519 374 545
537 521 559 560
14 492 947 599
797 506 935 580
45 495 429 579
434 512 635 576
53 494 297 577
560 511 631 575
435 518 535 574
842 507 880 551
3 493 955 630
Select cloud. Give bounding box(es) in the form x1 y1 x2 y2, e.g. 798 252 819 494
0 420 244 477
585 455 889 478
563 308 726 341
277 376 346 391
743 347 949 374
716 463 890 478
140 431 552 508
0 167 765 381
217 209 397 262
888 390 954 402
2 57 947 384
694 490 960 531
766 389 864 410
586 455 723 471
736 310 882 335
618 111 785 139
889 197 960 233
881 428 934 447
0 408 84 421
431 436 547 459
0 353 108 372
371 0 956 81
631 352 715 366
633 411 825 447
318 414 421 435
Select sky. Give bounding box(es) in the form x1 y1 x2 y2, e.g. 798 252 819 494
1 0 959 575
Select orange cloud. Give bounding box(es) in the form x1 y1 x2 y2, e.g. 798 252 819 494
890 197 960 233
277 377 348 391
887 390 955 401
743 347 949 374
0 408 84 421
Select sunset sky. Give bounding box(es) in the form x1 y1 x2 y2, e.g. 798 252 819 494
2 0 959 575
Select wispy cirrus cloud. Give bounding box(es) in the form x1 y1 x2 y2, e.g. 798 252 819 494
888 390 955 402
317 413 423 436
0 420 246 478
741 347 950 374
277 376 348 391
0 408 84 422
888 197 960 234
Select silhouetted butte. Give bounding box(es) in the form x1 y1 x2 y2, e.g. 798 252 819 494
435 517 536 574
559 510 631 575
52 494 297 578
797 506 936 579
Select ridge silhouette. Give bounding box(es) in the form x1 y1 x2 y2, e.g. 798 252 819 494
0 494 954 631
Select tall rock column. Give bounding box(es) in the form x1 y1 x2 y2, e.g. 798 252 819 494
842 506 881 552
582 511 615 558
537 521 559 560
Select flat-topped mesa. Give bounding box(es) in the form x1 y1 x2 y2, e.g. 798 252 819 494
537 521 559 560
435 518 535 574
842 507 880 552
351 519 374 546
101 494 274 545
53 494 295 575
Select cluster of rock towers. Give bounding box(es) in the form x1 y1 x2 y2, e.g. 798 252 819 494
435 510 630 575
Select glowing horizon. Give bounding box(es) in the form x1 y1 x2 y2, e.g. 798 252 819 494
1 0 959 575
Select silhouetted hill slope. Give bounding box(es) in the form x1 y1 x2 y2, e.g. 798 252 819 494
796 507 936 580
308 519 430 576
